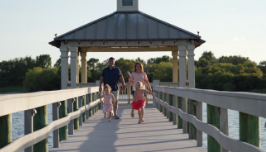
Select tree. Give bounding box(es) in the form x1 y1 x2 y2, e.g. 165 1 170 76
218 55 251 65
148 56 171 64
23 67 60 92
199 51 217 64
198 58 210 68
87 58 99 71
36 54 51 68
54 58 61 68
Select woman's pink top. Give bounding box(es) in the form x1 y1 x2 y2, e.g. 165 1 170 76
128 72 148 91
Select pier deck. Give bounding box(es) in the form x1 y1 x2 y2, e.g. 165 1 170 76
50 105 206 152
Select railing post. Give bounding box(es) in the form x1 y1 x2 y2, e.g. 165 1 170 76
196 101 203 147
53 102 61 148
68 99 74 135
162 93 165 116
0 114 12 149
86 94 90 119
188 99 196 139
173 95 177 125
168 95 173 122
33 105 48 152
220 107 229 152
24 109 37 152
74 97 79 130
240 112 261 148
92 93 95 115
59 100 68 141
83 95 86 122
207 104 220 151
78 96 83 126
182 97 187 133
88 94 93 117
177 97 183 129
159 92 163 112
166 93 169 119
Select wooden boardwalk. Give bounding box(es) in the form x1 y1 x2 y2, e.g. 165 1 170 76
50 105 206 152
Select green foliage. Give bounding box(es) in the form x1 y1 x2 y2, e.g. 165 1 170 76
195 52 265 91
23 67 60 92
0 86 26 93
218 55 251 65
54 58 61 68
147 55 171 64
36 54 51 68
150 62 173 82
199 51 217 64
0 55 52 87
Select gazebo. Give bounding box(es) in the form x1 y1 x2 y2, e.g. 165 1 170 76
49 0 205 90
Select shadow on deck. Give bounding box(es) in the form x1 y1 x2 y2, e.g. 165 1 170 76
50 105 206 152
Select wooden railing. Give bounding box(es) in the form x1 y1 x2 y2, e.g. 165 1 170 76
159 82 189 87
0 87 101 152
67 82 154 103
153 85 265 152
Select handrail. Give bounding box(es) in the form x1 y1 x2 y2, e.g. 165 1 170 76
154 98 264 152
0 99 100 152
0 87 99 117
154 86 266 118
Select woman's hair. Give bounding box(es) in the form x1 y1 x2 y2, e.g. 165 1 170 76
104 84 112 91
135 81 143 88
133 61 144 72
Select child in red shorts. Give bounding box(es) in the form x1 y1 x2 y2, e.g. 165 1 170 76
131 81 155 124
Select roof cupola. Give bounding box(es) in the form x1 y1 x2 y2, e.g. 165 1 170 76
117 0 139 12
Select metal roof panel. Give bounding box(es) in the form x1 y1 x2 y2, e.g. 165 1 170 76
50 11 205 48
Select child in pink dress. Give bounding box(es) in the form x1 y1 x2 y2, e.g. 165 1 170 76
132 81 155 124
100 84 115 122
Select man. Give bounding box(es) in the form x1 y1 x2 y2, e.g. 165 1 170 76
99 57 125 119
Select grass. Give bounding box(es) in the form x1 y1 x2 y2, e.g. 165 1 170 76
0 86 26 93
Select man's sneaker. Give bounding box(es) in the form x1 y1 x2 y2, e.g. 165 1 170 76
113 115 120 119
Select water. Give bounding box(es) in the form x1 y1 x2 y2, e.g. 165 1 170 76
11 102 266 151
202 103 266 150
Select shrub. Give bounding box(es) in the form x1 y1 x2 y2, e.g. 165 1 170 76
23 67 60 92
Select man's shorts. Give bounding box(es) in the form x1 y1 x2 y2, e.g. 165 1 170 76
111 91 119 102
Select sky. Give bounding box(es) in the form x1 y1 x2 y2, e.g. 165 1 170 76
0 0 265 66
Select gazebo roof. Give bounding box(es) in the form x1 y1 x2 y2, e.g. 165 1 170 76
49 11 205 48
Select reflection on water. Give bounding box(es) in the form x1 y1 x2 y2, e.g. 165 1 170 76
11 99 266 151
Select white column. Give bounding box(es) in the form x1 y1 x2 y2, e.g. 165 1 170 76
76 52 79 84
172 51 178 82
178 46 186 87
187 45 195 88
70 47 78 89
60 44 68 89
81 52 87 83
178 45 187 133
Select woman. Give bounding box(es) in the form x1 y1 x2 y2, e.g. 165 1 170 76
125 62 152 118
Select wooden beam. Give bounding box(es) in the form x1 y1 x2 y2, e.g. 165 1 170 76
81 47 176 52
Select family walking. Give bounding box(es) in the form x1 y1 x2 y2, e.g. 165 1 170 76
99 57 154 123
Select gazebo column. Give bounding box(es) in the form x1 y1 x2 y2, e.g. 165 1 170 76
68 47 78 135
81 52 87 83
172 51 178 82
187 45 195 88
58 44 68 142
76 52 79 85
60 44 68 89
178 45 187 133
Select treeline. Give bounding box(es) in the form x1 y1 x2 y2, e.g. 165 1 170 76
1 52 266 92
195 52 266 91
0 55 52 87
